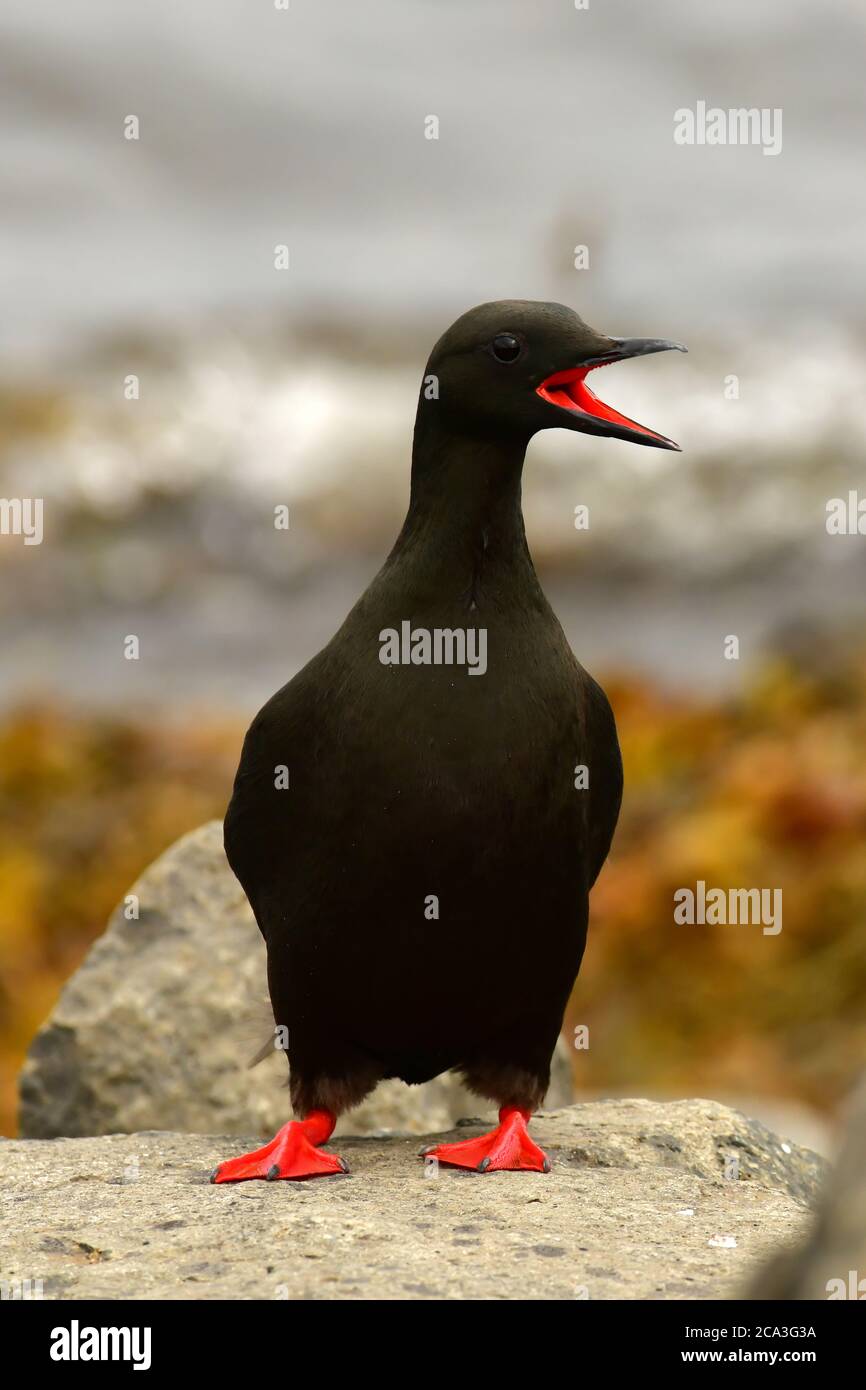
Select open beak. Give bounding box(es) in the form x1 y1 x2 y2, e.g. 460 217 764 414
536 337 687 451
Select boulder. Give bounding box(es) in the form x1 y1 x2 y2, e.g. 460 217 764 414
18 822 573 1140
0 1100 822 1301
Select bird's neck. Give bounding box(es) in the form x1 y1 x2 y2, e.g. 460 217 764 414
389 413 537 598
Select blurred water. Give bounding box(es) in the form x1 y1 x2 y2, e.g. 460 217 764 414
3 322 866 710
2 0 865 710
1 0 865 363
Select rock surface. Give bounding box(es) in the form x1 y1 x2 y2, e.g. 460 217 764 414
17 822 573 1140
0 1100 822 1301
747 1078 866 1300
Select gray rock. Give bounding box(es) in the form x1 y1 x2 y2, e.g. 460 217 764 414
746 1078 866 1300
545 1096 826 1207
18 822 572 1140
0 1100 821 1302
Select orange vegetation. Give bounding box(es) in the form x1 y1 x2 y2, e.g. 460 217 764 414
2 651 865 1136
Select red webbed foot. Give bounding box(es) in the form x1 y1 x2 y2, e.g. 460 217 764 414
211 1109 347 1183
422 1106 550 1174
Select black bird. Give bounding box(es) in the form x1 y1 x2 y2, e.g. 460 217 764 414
213 300 685 1181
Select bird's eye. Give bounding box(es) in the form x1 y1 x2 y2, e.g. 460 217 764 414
491 332 522 363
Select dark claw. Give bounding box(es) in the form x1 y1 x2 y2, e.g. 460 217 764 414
542 1157 551 1174
419 1145 436 1157
210 1167 221 1183
338 1157 350 1174
478 1157 492 1172
266 1163 280 1180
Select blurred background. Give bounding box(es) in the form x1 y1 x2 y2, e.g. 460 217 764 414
1 0 865 1147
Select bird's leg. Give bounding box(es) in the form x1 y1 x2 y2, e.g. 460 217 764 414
211 1108 347 1183
421 1105 550 1174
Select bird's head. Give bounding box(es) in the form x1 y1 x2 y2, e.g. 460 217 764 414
422 299 686 451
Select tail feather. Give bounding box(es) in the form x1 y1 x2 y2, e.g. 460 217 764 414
247 1036 278 1068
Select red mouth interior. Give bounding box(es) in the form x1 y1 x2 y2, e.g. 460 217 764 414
536 363 671 444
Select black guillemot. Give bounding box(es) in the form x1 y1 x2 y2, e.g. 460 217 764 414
213 300 685 1181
